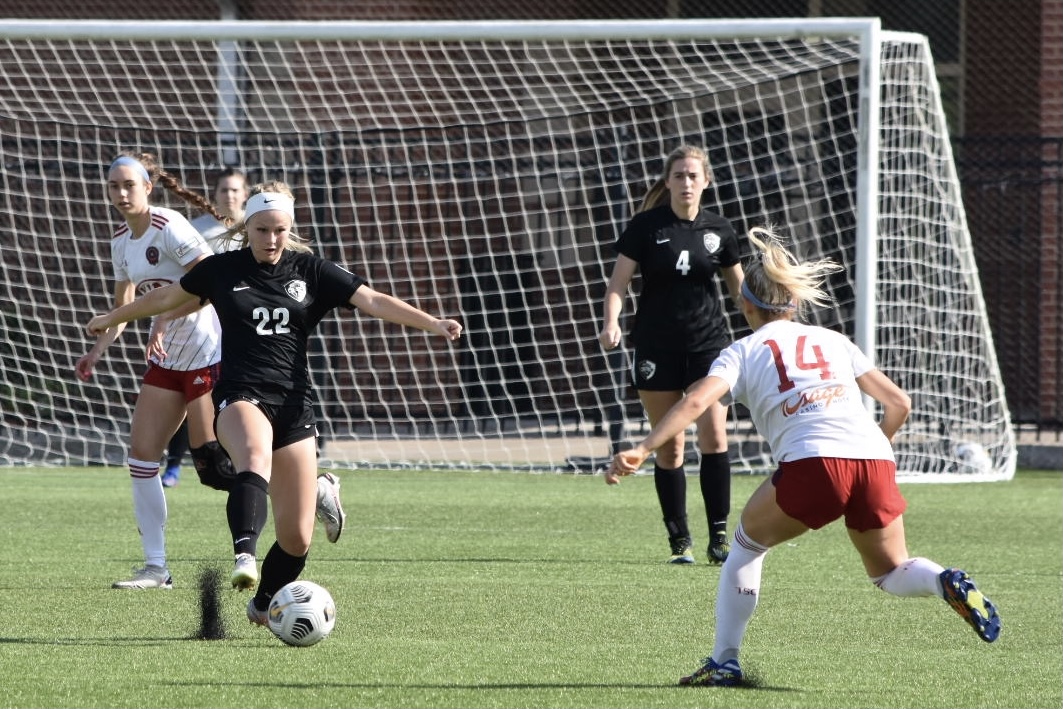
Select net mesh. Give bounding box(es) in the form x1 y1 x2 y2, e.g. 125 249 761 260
0 21 1015 480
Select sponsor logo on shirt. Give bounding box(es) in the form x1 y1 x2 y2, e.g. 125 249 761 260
702 232 721 253
781 384 849 417
174 241 200 259
285 279 307 302
136 278 172 296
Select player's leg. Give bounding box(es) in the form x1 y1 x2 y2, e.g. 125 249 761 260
847 461 1000 642
162 419 188 488
681 477 807 686
181 364 237 492
114 382 185 589
247 436 317 625
215 399 274 590
639 388 692 563
694 399 730 563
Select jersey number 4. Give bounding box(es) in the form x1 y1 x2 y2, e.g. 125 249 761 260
675 250 691 276
764 336 833 392
253 306 291 335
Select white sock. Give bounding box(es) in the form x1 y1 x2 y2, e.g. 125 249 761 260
129 458 167 569
712 523 769 664
872 557 945 597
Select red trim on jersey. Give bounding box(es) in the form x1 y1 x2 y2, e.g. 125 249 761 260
113 223 130 239
150 213 169 229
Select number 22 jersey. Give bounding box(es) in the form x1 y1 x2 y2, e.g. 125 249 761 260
180 248 366 405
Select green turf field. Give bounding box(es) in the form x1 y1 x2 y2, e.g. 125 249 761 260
0 466 1059 709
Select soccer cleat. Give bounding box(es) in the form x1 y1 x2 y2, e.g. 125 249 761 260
231 553 258 591
939 568 1001 642
679 657 743 687
708 532 730 564
316 472 346 543
246 597 268 627
112 564 173 590
668 536 695 564
161 465 180 488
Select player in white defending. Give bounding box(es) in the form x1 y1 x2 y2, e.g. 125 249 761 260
76 152 231 590
608 226 1001 687
86 187 461 621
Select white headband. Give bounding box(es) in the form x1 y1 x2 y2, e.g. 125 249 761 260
243 192 295 222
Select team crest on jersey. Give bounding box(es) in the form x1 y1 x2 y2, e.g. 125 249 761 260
284 279 307 302
702 232 721 253
145 246 160 266
638 359 656 381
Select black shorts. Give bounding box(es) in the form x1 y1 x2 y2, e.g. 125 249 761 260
631 346 722 391
214 392 318 450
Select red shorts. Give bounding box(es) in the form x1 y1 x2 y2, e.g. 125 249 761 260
772 457 907 532
142 362 220 402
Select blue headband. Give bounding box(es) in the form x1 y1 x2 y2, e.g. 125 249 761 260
109 156 151 183
741 279 796 312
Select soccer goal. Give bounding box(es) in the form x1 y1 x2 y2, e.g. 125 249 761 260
0 18 1016 481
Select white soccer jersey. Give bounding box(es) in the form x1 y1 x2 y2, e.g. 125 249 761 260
111 206 220 371
708 319 895 463
190 213 238 254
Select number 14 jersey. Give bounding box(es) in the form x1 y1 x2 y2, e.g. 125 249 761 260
708 319 895 463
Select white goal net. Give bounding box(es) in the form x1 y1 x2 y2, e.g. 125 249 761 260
0 18 1016 481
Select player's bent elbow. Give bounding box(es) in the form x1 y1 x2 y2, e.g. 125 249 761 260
888 390 913 418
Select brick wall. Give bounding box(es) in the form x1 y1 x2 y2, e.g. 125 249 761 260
1041 0 1062 422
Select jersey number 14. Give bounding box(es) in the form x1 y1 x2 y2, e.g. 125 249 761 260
764 336 833 393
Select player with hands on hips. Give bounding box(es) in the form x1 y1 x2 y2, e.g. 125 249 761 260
609 226 1001 687
600 144 743 565
86 187 462 624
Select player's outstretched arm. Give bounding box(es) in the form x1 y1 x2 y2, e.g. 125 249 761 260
350 286 462 341
86 283 198 337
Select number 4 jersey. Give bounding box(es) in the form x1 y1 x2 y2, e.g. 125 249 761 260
708 319 895 463
180 248 366 406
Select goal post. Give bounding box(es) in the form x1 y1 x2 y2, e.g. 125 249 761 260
0 18 1016 481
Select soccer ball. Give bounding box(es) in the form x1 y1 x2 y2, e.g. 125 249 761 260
267 580 337 647
953 441 991 474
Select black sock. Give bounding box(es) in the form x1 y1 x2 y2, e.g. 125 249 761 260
226 472 269 557
253 542 308 611
654 464 689 539
699 452 732 537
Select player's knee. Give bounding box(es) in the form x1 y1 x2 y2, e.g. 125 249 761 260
191 441 237 491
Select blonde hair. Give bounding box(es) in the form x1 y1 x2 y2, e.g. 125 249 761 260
225 180 312 253
638 144 713 213
249 180 294 199
742 226 842 314
111 151 226 224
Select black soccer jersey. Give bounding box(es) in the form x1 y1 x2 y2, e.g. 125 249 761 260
181 248 366 405
615 204 740 353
